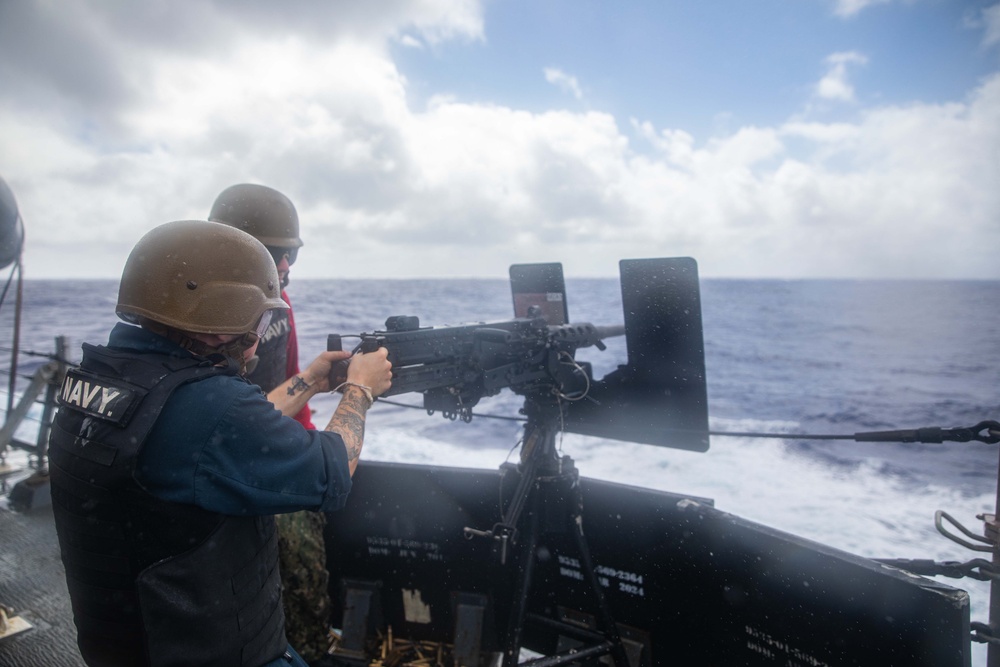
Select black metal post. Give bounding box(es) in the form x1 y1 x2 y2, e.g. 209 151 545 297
502 486 542 667
491 399 629 667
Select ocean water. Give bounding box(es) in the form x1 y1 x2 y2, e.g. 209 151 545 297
2 276 999 664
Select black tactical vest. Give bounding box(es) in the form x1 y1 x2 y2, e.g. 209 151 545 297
247 307 291 392
48 343 288 666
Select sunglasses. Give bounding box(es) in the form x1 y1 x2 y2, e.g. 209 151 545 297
266 245 298 266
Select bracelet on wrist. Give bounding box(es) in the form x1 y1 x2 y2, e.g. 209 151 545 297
334 381 374 406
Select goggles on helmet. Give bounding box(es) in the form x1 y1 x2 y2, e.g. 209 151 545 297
266 245 298 267
207 309 274 374
254 309 273 339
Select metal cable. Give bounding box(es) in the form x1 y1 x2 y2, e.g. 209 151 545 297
367 400 999 446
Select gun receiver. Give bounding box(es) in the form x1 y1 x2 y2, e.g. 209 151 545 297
329 316 622 422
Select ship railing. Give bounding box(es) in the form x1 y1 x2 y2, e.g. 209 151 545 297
0 336 69 489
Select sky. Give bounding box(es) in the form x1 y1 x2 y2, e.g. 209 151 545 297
0 0 998 280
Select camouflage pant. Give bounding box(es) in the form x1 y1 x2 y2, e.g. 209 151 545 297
277 510 330 663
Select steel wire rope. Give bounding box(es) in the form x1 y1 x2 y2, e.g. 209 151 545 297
0 344 71 362
368 399 999 444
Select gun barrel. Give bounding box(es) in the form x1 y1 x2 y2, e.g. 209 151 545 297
593 324 625 339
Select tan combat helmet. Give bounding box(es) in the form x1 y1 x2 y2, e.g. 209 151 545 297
208 183 303 250
116 220 288 338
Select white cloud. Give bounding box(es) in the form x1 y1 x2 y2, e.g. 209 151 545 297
831 0 892 19
0 1 997 280
815 51 869 102
544 68 584 101
780 122 860 144
398 34 425 49
981 3 1000 48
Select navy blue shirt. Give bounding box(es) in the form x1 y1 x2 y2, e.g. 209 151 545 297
106 323 352 517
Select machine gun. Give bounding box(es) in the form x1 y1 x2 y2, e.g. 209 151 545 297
329 315 624 422
329 258 709 453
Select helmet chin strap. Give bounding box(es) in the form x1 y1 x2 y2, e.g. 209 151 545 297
142 320 258 375
245 355 260 375
208 335 259 375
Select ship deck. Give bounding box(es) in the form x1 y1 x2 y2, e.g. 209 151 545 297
0 491 84 667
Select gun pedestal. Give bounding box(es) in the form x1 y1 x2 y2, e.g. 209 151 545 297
469 397 630 667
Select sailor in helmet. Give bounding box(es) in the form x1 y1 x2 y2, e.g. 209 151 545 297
48 219 391 666
209 183 336 664
208 184 313 426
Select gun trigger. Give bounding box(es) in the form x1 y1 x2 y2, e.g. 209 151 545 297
328 359 350 388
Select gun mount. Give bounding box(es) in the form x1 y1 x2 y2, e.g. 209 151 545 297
326 258 711 667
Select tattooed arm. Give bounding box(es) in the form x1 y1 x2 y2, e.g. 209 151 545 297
269 347 392 475
321 347 392 476
266 350 350 418
326 385 371 476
